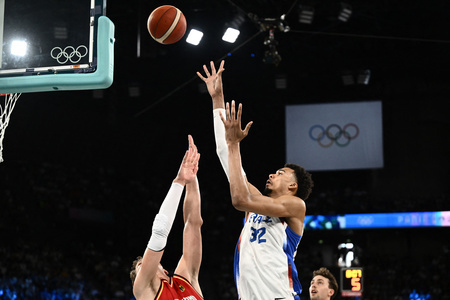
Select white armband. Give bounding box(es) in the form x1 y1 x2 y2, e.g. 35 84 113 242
147 182 184 251
213 108 246 181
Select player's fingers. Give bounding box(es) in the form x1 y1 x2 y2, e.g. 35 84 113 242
189 141 198 158
217 60 225 75
181 150 189 165
202 64 210 76
225 102 231 121
193 153 201 174
194 153 200 164
188 135 197 149
190 142 198 157
231 100 236 121
237 103 243 124
210 61 216 74
243 121 253 135
196 71 206 81
188 137 198 158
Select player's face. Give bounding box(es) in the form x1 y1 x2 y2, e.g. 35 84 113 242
309 275 333 300
264 167 296 195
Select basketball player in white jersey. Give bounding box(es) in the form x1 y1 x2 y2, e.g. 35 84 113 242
197 61 314 300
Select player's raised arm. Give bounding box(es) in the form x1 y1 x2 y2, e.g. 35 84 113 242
197 60 249 183
173 135 203 297
130 135 200 300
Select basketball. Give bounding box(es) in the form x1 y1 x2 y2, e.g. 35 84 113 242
147 5 187 44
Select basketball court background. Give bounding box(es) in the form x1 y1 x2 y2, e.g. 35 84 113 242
0 0 449 299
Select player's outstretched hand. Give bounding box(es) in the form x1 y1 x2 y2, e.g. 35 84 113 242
220 100 253 145
175 135 200 185
196 60 225 98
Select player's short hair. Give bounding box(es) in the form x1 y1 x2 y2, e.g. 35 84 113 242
130 256 143 286
285 163 314 200
313 267 339 300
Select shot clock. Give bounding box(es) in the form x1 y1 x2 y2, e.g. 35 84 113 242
340 267 363 297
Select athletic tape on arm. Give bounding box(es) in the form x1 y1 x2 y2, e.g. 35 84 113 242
147 182 184 251
213 108 246 181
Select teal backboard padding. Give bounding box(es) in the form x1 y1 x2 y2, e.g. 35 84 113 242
0 16 115 94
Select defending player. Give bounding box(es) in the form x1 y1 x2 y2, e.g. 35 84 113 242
197 61 314 300
129 135 203 300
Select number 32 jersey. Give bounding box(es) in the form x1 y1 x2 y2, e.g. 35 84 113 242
234 213 302 300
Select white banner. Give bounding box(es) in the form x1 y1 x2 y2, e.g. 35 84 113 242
285 101 384 171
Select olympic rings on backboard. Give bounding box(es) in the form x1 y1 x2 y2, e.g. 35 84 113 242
51 45 88 64
309 123 359 147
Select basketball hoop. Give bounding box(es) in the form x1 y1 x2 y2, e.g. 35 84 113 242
0 93 21 163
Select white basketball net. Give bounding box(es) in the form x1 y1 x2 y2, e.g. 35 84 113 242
0 93 21 163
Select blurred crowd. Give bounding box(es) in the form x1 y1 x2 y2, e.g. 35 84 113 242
0 160 448 299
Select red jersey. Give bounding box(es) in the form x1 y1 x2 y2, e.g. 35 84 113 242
155 274 203 300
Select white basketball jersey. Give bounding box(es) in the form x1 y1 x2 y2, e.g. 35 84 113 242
234 212 302 300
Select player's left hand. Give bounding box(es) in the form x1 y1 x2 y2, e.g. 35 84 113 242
220 100 253 144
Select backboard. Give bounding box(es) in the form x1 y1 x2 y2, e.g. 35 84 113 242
0 0 114 93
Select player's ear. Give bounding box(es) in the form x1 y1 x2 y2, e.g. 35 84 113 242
329 288 335 297
288 182 298 192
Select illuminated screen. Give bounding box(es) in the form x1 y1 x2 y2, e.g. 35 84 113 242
285 101 384 171
304 211 450 230
340 267 363 297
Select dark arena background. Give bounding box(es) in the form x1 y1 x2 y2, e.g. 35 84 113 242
1 0 449 299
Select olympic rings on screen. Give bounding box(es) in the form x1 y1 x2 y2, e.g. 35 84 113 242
51 45 88 64
356 215 374 226
309 123 359 147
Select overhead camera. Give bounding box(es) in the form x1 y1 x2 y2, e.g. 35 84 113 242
263 28 281 66
248 13 290 66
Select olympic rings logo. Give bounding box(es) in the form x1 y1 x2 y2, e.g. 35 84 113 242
309 123 359 147
356 216 374 226
51 45 88 64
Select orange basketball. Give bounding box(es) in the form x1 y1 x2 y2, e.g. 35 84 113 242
147 5 187 44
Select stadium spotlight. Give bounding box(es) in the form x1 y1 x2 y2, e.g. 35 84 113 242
186 29 204 46
338 2 353 22
299 5 315 24
222 28 240 43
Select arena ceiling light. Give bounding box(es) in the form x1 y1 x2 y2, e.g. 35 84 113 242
186 29 204 46
222 27 240 43
357 69 371 85
299 5 315 24
338 3 353 22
